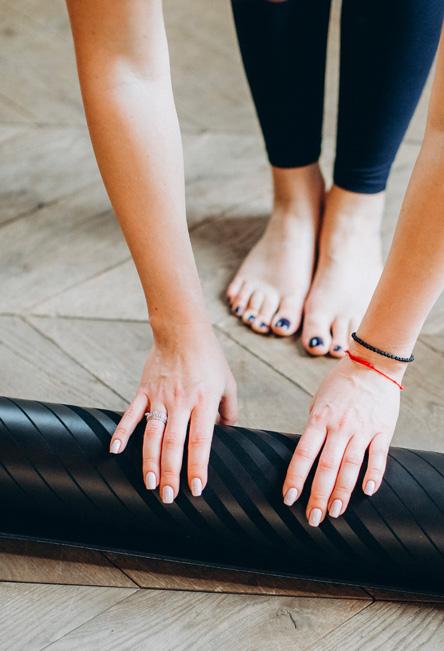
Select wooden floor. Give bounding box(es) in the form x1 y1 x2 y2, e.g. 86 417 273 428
1 1 443 649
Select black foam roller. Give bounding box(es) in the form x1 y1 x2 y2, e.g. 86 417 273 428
1 397 443 596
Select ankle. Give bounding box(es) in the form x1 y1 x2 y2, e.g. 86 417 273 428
272 162 325 213
327 185 386 222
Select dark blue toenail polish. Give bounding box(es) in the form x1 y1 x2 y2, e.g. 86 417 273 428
309 336 324 347
275 318 291 330
333 345 342 351
234 306 241 315
247 314 255 323
260 322 269 329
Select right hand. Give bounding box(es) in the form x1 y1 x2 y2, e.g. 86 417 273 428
109 321 238 503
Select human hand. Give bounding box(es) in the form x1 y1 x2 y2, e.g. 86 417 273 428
282 346 405 525
109 321 238 503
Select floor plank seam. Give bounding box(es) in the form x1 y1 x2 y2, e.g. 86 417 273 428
214 323 312 398
25 254 132 315
301 599 375 651
21 316 128 403
37 587 140 651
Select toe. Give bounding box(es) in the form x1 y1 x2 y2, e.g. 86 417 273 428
251 293 279 335
231 282 254 318
226 277 243 306
242 290 264 326
302 310 332 356
329 317 348 357
271 296 303 337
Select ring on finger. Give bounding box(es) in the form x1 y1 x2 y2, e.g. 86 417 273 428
145 410 168 425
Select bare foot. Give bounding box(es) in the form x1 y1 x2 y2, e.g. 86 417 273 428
226 164 324 336
302 185 385 357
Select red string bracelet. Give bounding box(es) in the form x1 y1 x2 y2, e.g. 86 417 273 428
344 350 405 391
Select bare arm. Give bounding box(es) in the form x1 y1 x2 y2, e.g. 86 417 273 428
356 32 444 362
66 0 237 502
283 30 444 525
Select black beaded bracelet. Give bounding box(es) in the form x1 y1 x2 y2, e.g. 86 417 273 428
351 332 414 363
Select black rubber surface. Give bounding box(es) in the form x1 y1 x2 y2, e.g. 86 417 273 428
1 397 443 596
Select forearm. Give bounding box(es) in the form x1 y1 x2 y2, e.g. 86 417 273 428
355 35 444 370
67 1 209 333
357 134 444 357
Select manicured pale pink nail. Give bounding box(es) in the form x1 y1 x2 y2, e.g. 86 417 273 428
110 439 121 454
191 478 202 497
309 507 322 527
162 485 174 504
329 499 342 518
284 487 298 506
145 472 157 490
364 480 376 496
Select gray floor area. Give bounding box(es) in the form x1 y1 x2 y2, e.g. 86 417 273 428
0 1 443 649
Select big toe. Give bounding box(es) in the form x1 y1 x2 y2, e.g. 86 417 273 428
302 311 332 356
271 297 303 337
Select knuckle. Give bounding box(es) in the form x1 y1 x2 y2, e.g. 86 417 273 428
343 452 362 467
188 461 205 476
143 456 159 468
317 457 337 472
160 469 178 482
294 445 315 462
309 410 324 426
189 432 211 448
163 432 181 450
114 426 128 438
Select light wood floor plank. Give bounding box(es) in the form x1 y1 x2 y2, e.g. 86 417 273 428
27 315 310 433
0 316 124 407
305 601 444 651
45 589 369 651
0 581 136 651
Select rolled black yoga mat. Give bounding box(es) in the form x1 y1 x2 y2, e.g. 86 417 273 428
1 397 443 596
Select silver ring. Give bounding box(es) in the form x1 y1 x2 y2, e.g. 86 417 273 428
145 410 168 425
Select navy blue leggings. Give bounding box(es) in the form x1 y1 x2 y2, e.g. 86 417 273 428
231 0 443 193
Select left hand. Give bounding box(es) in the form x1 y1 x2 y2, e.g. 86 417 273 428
282 348 405 526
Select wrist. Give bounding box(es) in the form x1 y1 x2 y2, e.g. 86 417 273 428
347 337 409 382
150 314 215 348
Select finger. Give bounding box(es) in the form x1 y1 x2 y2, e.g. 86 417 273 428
328 435 369 518
188 401 219 496
362 431 390 496
306 429 350 526
142 402 168 490
110 391 148 454
219 378 238 425
283 416 327 507
159 408 190 503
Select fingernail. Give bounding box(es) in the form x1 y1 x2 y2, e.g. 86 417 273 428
145 471 157 490
162 485 174 504
275 318 291 330
110 439 121 454
309 337 324 348
333 345 342 351
329 499 342 518
364 480 376 496
283 487 298 506
191 477 202 497
308 507 323 527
